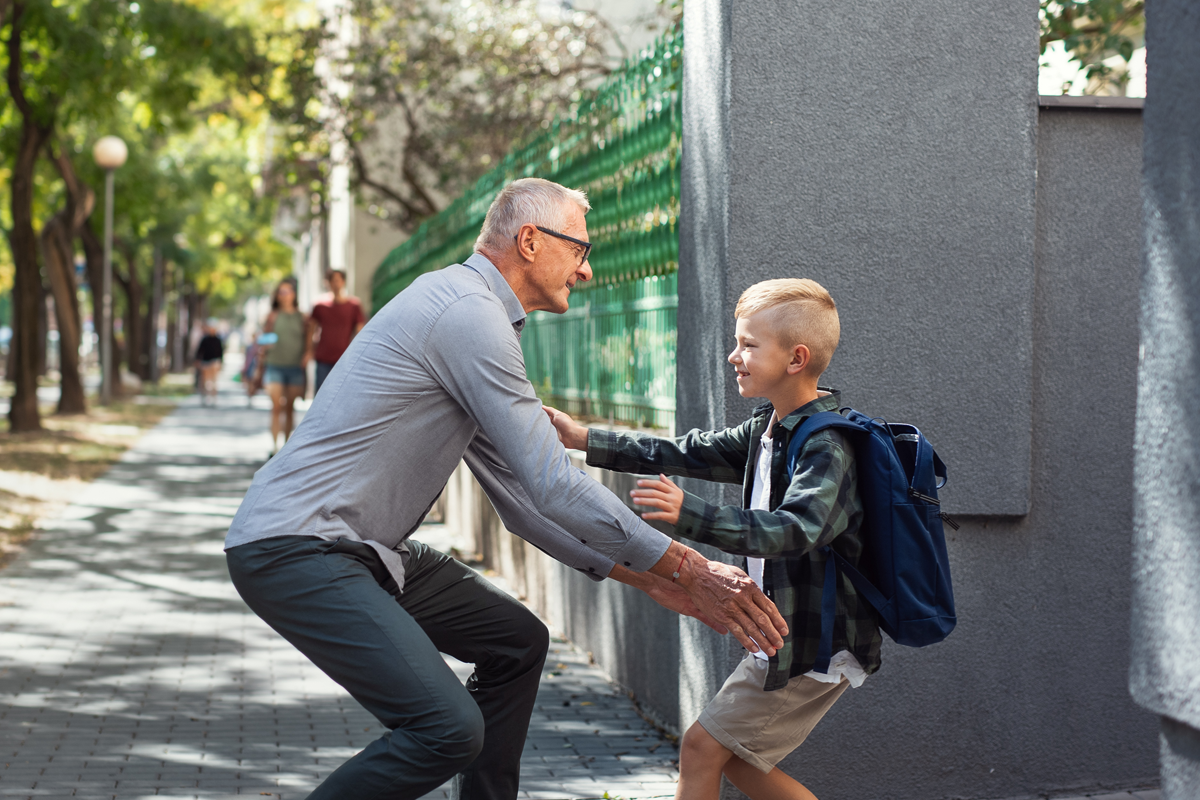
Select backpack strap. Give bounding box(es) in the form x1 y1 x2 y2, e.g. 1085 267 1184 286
787 411 871 675
787 411 863 475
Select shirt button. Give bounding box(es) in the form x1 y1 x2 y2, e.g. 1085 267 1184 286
581 539 587 544
588 567 595 573
624 561 631 567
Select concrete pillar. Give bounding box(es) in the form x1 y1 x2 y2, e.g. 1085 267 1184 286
1132 3 1200 798
679 0 1038 518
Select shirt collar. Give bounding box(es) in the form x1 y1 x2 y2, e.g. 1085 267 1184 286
752 388 843 432
464 252 527 335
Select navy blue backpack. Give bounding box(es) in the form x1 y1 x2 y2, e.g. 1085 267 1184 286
787 408 957 673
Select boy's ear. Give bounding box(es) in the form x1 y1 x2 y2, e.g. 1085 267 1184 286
787 344 811 375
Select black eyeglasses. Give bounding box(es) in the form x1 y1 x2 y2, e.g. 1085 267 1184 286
514 225 592 267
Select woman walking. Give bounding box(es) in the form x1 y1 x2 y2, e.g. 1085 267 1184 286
194 319 225 406
257 278 311 455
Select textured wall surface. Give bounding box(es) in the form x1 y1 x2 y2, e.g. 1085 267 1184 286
680 0 1039 516
1132 2 1200 797
758 106 1153 800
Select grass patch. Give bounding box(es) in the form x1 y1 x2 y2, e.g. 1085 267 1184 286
1 398 177 480
0 389 180 569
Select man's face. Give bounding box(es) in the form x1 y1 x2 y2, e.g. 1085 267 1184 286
328 272 346 293
525 205 593 314
727 311 801 399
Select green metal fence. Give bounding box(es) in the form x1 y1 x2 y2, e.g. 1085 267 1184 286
372 26 682 429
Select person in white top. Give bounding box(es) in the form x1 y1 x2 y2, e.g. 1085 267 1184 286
547 278 880 800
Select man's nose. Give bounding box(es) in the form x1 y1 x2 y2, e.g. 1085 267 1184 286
578 261 593 282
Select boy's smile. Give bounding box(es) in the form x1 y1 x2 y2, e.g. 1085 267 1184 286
728 309 820 418
728 312 795 399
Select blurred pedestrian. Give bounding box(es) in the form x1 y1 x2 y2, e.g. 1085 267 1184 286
241 332 264 405
194 319 224 406
310 269 365 395
256 278 311 455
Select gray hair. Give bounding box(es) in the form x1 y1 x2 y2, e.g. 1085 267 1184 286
474 178 590 254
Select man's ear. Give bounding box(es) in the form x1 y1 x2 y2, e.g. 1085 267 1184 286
788 344 811 375
514 225 538 263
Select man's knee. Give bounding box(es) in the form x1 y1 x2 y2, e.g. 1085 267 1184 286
417 701 485 769
519 611 550 661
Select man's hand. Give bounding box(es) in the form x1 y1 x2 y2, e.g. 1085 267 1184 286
542 405 589 451
631 474 683 525
650 541 788 656
608 565 727 634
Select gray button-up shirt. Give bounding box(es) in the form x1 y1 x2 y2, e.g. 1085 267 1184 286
225 254 671 590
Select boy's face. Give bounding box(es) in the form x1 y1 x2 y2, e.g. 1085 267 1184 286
727 311 806 399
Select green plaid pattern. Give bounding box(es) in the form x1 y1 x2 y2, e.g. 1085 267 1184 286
586 390 882 691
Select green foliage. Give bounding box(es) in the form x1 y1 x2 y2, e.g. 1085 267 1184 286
0 0 320 317
1040 0 1144 94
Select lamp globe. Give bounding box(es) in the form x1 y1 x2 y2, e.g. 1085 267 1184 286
93 136 128 170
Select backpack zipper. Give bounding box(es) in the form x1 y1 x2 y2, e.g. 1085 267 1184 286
909 488 940 505
908 488 961 530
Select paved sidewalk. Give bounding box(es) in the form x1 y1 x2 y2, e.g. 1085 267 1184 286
0 385 678 800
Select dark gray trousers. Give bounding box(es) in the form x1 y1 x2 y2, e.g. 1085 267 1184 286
226 535 549 800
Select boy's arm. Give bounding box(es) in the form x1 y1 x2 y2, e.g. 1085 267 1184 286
636 431 858 558
544 406 752 485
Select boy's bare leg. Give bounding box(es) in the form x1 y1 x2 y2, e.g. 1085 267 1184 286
676 722 733 800
724 757 819 800
679 722 821 800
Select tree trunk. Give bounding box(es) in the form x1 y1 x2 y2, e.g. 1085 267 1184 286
5 15 50 430
44 143 96 411
37 282 48 378
41 213 86 413
114 242 148 382
6 0 56 431
149 245 163 382
80 221 106 378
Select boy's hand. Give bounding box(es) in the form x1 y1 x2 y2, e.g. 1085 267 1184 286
542 405 589 451
631 474 684 526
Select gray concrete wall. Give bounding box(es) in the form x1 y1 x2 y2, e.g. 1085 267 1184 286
682 0 1040 518
1132 2 1200 797
458 106 1157 799
765 105 1154 800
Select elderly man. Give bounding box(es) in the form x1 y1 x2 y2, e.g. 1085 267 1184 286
224 178 787 800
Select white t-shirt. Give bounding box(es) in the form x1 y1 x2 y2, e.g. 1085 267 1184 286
747 416 866 688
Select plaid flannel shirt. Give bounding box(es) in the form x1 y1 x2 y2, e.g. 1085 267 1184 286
586 390 882 691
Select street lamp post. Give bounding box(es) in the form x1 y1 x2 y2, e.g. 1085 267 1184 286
93 136 127 405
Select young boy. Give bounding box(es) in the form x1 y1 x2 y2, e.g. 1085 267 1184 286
545 279 881 800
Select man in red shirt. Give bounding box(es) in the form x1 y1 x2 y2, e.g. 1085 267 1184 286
310 270 366 394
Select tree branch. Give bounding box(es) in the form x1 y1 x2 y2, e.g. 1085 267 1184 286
348 137 427 224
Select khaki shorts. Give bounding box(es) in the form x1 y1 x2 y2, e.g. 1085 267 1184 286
697 655 849 774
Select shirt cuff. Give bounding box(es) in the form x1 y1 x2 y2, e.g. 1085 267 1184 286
585 428 619 469
608 523 672 573
674 491 713 545
571 550 617 581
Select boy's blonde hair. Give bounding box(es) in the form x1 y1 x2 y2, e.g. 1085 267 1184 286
735 279 840 376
